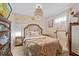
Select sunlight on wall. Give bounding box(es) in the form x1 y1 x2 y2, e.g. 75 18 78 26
53 15 67 31
54 16 67 23
15 32 21 37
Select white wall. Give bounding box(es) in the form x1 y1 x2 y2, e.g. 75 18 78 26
12 13 48 35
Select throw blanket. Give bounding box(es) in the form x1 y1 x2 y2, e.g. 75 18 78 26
23 36 62 56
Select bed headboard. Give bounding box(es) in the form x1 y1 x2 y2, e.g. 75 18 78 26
24 24 43 38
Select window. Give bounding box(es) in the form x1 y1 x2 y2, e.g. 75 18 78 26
11 23 23 37
54 15 67 31
54 16 67 23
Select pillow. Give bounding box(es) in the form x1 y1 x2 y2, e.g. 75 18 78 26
25 31 41 38
24 35 46 42
26 31 31 37
30 31 40 37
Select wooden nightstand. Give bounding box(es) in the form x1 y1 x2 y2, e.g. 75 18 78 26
15 36 24 46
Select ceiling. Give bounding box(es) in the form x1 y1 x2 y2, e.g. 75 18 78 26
11 3 72 16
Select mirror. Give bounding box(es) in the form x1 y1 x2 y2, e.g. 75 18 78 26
0 25 5 31
0 23 9 45
0 23 9 31
70 23 79 55
72 25 79 55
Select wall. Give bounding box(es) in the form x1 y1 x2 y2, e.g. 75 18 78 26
12 13 48 35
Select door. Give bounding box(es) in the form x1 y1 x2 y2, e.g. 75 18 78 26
70 23 79 55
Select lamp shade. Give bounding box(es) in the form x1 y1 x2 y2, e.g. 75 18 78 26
34 5 43 16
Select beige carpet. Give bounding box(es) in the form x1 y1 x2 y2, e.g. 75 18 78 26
12 46 24 56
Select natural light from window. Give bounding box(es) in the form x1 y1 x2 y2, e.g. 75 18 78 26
54 16 67 23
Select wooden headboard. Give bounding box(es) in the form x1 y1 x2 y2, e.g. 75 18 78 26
24 24 43 38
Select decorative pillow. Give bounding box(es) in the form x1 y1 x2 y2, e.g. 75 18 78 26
30 31 40 37
26 31 31 37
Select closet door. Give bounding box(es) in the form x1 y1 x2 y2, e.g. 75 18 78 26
70 23 79 55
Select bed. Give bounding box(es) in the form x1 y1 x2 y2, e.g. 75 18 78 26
23 24 62 56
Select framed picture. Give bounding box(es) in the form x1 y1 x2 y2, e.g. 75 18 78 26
48 20 53 28
0 3 12 19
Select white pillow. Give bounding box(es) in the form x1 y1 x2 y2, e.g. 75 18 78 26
30 31 40 37
25 35 46 40
26 31 31 37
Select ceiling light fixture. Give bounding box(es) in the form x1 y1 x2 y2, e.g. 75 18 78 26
31 4 43 20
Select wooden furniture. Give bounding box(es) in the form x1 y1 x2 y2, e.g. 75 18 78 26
15 36 24 46
69 23 79 56
0 16 12 56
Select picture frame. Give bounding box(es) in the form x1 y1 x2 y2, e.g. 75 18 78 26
48 19 53 28
0 3 12 19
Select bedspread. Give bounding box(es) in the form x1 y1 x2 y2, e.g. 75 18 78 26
23 36 62 56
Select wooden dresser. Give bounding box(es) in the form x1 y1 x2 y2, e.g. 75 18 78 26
0 16 12 56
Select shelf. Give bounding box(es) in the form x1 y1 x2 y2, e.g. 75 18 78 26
0 30 10 33
0 41 10 49
0 16 11 24
0 30 10 32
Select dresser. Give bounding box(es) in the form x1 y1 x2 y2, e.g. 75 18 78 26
0 16 12 56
